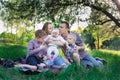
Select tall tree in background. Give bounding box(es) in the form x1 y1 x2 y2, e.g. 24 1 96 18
0 0 119 27
0 0 119 46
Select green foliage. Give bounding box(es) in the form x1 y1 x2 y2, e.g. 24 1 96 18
102 37 120 50
0 30 33 46
82 25 96 49
0 32 16 43
0 0 119 50
1 0 119 27
17 30 34 45
82 24 119 50
73 27 82 34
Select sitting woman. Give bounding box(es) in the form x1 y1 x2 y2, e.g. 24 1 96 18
42 22 70 65
15 23 68 72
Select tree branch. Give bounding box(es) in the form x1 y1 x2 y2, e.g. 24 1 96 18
99 19 120 25
84 3 120 27
54 1 120 27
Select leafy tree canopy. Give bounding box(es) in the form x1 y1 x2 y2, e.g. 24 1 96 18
0 0 120 28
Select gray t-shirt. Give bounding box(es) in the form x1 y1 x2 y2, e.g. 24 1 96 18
27 39 47 58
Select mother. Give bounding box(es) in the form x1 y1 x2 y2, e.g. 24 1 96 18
42 22 70 67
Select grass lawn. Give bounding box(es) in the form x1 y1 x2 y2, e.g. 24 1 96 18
0 45 120 80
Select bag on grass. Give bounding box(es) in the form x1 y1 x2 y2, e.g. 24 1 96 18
0 58 15 68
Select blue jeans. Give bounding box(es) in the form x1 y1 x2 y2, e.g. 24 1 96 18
43 56 66 66
81 54 103 68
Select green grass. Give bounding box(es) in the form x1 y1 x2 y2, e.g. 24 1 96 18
0 45 120 80
0 45 27 60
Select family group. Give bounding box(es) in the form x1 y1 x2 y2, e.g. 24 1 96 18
15 21 105 73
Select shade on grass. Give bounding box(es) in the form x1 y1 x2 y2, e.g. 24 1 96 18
0 45 27 60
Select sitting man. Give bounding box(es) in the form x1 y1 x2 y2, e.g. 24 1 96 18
59 21 104 69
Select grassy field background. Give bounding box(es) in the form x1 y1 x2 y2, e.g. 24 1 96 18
0 45 120 80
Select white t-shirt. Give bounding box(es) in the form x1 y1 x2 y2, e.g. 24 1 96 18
45 35 67 47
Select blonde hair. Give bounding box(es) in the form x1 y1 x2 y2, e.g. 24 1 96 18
67 33 76 43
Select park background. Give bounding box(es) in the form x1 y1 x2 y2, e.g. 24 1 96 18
0 0 120 80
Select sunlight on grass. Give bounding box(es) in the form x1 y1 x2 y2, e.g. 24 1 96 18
99 49 120 56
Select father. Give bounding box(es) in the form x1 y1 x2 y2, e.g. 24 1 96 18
59 21 104 68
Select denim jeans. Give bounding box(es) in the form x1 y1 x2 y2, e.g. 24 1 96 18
81 54 103 68
43 56 66 66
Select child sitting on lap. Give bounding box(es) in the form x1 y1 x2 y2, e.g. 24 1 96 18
44 29 68 68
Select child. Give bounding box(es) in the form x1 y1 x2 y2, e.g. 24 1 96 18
66 33 103 68
66 33 80 65
44 29 68 67
15 29 48 72
26 29 47 66
15 30 68 72
45 29 66 61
